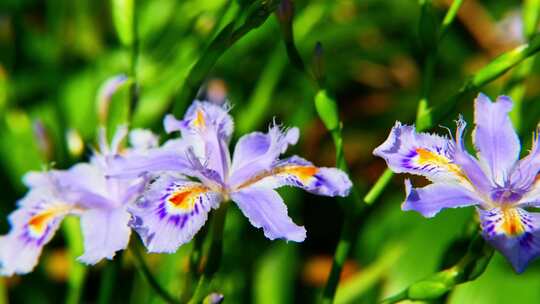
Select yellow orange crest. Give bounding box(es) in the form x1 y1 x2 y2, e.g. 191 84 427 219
193 110 206 129
415 148 467 180
501 208 526 236
167 186 207 212
278 165 319 183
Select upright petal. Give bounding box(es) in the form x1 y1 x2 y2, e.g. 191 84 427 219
230 186 306 242
78 208 131 264
402 179 481 217
164 101 233 181
0 191 71 275
129 174 222 253
510 129 540 192
373 122 471 187
452 117 493 195
473 94 520 185
229 125 299 187
233 156 351 197
479 207 540 273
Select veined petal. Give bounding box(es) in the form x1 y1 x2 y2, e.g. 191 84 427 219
229 125 299 187
231 186 306 242
402 179 480 217
479 207 540 273
234 156 351 197
373 121 470 187
0 193 71 276
78 208 131 264
106 142 194 179
473 94 520 185
164 101 233 182
511 129 540 192
129 174 222 253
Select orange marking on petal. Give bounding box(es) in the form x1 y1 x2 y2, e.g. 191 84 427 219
28 211 55 235
193 110 206 128
278 166 319 183
501 208 525 236
168 186 207 211
415 148 467 180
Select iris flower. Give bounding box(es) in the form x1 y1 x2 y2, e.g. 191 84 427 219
111 101 352 253
0 127 153 275
374 94 540 273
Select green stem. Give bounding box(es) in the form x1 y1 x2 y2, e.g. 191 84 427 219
97 260 119 304
63 217 87 304
439 0 465 40
0 278 6 304
130 241 177 304
187 203 229 304
129 0 139 120
363 169 393 205
172 0 280 117
181 228 207 302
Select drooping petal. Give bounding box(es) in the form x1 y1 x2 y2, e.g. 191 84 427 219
78 208 131 264
0 191 71 276
473 94 520 185
234 156 351 197
479 207 540 273
373 121 471 187
402 179 481 217
128 174 222 253
230 186 306 242
229 125 299 187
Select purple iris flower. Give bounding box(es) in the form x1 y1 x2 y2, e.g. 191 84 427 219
374 93 540 273
0 127 154 275
110 100 352 253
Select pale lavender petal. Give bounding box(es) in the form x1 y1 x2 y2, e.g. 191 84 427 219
452 117 493 194
0 195 70 276
78 208 131 264
55 163 112 209
479 207 540 273
129 174 222 253
231 186 306 242
402 179 480 217
473 94 520 185
229 125 299 187
106 144 193 179
511 129 540 193
373 121 470 186
234 156 351 197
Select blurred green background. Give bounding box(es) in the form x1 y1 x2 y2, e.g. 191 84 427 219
2 0 540 303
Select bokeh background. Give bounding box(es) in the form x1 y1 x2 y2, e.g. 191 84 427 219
1 0 540 303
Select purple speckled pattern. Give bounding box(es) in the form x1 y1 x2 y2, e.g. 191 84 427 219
373 93 540 273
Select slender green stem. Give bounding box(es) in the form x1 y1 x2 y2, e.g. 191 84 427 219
63 217 87 304
181 228 208 302
97 260 119 304
187 202 229 304
364 169 393 205
172 0 280 117
439 0 464 40
130 241 178 304
0 278 6 304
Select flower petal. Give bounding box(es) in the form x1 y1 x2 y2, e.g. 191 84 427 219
78 208 131 264
234 156 351 197
164 101 233 181
373 121 470 187
473 94 520 185
402 179 480 217
230 186 306 242
0 191 70 275
128 174 222 253
229 125 299 187
479 207 540 273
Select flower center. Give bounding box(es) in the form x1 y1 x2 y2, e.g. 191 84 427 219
490 187 523 204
